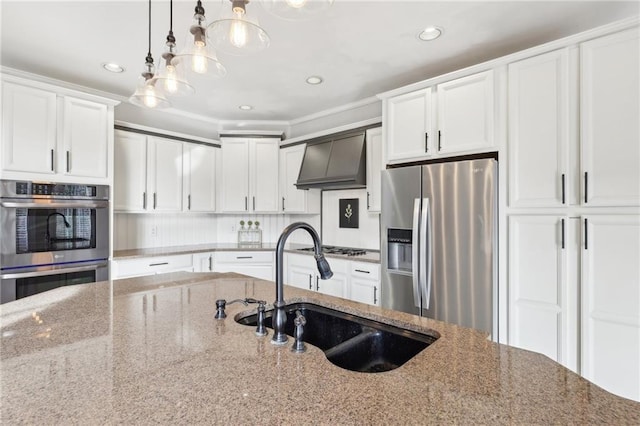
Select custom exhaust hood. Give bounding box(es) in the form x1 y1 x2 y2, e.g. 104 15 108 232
295 131 367 190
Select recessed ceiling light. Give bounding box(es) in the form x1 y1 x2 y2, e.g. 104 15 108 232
102 62 125 73
239 105 253 111
306 76 323 85
418 26 443 41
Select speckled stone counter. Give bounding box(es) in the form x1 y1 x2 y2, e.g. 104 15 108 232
113 242 381 263
1 272 638 424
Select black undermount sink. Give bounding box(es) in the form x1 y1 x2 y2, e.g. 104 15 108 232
235 303 439 373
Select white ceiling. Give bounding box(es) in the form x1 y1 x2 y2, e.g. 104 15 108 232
1 1 638 123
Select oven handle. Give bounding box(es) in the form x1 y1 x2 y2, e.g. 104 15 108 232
0 261 108 280
1 201 109 209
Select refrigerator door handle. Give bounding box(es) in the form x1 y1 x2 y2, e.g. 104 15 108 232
412 198 421 308
420 198 432 310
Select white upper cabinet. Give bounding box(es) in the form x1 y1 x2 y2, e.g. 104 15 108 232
581 28 640 207
385 88 433 162
2 81 57 174
365 127 383 213
114 130 147 211
508 49 570 208
220 137 279 213
1 77 114 183
148 136 183 212
279 144 320 214
183 143 217 212
383 69 495 164
436 70 495 154
114 131 182 212
581 215 640 401
61 97 109 179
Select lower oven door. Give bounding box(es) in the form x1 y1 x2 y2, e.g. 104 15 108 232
0 260 108 304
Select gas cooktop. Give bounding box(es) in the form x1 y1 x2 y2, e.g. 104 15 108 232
297 246 367 256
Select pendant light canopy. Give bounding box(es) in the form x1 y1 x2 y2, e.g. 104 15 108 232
151 0 195 96
176 0 226 77
260 0 334 21
130 0 170 109
208 0 270 56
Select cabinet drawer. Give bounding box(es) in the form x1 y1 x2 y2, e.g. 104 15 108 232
350 262 380 280
215 251 273 264
114 254 194 279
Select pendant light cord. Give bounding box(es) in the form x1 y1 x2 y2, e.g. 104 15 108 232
168 0 175 42
146 0 153 63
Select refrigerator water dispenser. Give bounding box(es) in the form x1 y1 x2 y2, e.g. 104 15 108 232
387 228 413 273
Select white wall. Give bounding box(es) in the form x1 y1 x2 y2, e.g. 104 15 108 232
321 189 380 250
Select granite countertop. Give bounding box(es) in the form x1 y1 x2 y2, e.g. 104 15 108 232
1 272 638 424
113 243 381 264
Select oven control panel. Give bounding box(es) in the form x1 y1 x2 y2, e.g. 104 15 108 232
1 180 109 200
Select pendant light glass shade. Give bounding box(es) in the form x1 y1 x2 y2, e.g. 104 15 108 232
129 0 171 109
176 1 227 77
208 0 270 56
260 0 334 21
150 0 195 96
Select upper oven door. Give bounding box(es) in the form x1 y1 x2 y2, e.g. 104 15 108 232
0 198 110 269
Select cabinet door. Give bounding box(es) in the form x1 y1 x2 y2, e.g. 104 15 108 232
193 253 214 272
114 130 147 211
1 81 57 174
365 127 383 212
581 28 640 206
350 278 379 306
62 97 109 179
437 70 494 154
581 215 640 401
285 253 316 290
184 143 216 212
386 88 433 162
279 144 306 213
251 138 279 212
316 258 349 299
148 137 183 212
508 215 577 371
220 139 250 212
508 49 569 208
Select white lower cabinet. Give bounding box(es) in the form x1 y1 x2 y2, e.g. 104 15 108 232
113 254 194 279
193 252 215 272
349 261 381 306
213 251 274 281
508 214 640 401
285 253 349 299
581 215 640 402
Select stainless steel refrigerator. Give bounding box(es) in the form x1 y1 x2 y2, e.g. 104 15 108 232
381 158 498 337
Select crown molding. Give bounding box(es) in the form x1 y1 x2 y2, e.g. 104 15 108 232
289 96 380 126
115 120 219 145
282 116 382 146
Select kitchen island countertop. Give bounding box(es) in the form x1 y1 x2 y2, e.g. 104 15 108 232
1 272 638 424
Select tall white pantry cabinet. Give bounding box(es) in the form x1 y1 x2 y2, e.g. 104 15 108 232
506 27 640 401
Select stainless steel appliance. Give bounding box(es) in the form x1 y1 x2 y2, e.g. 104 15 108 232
0 180 109 303
381 158 497 337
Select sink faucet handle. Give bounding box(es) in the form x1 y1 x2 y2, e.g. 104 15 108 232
291 310 307 353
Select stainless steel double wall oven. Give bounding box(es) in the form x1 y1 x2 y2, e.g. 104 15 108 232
0 180 109 303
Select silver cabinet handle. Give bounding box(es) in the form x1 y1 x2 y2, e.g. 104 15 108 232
354 269 370 274
374 286 378 305
66 150 70 173
561 174 566 204
561 218 565 250
584 172 588 204
308 274 312 290
253 196 256 211
282 197 285 212
366 192 370 209
143 192 147 209
236 256 253 259
208 256 213 272
584 218 589 250
149 262 169 267
50 149 55 171
245 196 248 211
153 192 157 209
438 130 442 151
188 194 191 210
315 275 319 291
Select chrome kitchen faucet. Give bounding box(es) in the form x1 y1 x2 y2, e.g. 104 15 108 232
272 222 333 345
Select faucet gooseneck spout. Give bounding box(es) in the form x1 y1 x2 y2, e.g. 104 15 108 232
272 222 332 345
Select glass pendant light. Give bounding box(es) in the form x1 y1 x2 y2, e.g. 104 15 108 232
151 0 195 96
208 0 270 56
260 0 334 21
130 0 170 109
176 0 226 77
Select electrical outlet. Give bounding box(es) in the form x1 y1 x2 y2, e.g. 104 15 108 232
151 225 158 237
231 225 236 232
